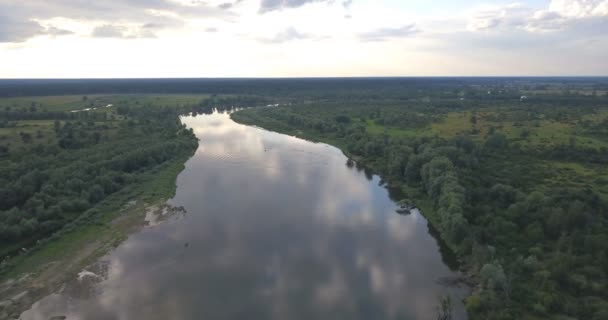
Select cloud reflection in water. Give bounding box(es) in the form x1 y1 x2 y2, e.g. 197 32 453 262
22 111 469 320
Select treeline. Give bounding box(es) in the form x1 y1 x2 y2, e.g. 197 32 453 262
2 78 607 100
232 97 608 319
110 95 271 116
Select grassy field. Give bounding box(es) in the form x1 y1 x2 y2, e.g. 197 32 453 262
428 110 608 149
365 119 433 138
0 120 56 149
0 94 213 152
361 108 608 203
0 94 213 112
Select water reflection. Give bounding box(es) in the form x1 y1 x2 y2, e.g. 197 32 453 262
22 111 469 320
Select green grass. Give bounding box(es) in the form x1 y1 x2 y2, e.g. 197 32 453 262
365 120 432 138
0 94 215 152
544 161 608 202
0 120 56 150
0 94 214 112
0 95 107 112
95 94 214 109
430 111 608 149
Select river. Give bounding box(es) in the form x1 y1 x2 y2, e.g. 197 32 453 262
21 110 469 320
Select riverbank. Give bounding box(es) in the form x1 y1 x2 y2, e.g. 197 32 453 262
230 110 476 282
231 111 463 252
231 109 484 319
0 151 194 319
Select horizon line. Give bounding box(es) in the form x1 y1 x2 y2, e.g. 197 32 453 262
1 76 608 81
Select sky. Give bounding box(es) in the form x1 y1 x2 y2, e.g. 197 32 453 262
0 0 607 78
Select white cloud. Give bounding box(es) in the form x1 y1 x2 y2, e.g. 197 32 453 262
0 0 606 76
466 3 532 31
0 0 231 42
259 27 312 43
358 24 418 42
466 0 608 33
258 0 334 13
549 0 608 17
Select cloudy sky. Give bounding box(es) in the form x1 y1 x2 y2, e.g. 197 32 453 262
0 0 607 77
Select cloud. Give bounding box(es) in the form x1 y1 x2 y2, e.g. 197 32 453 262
218 0 244 10
3 0 229 21
92 25 128 38
466 0 608 33
549 0 608 17
0 0 230 43
0 13 74 42
259 0 332 14
430 0 608 70
259 27 311 43
359 24 418 42
45 26 74 36
91 24 158 39
466 3 532 31
0 14 44 43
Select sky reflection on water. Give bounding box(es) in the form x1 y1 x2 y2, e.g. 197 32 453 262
22 111 469 320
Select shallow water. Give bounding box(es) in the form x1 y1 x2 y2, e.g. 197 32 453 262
22 111 469 320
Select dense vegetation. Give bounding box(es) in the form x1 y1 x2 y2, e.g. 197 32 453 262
0 94 269 273
232 82 608 320
1 78 607 320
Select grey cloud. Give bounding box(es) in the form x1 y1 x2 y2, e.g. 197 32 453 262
0 0 230 42
92 25 127 38
219 0 244 10
219 3 233 10
259 0 332 13
0 15 44 42
259 27 311 43
3 0 229 21
46 26 74 36
0 13 74 42
342 0 353 9
142 23 166 29
141 17 185 30
359 24 418 42
447 17 608 53
91 24 156 39
205 27 219 33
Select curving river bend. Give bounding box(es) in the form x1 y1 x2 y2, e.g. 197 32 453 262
22 111 469 320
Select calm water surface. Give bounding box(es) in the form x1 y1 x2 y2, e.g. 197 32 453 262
22 111 469 320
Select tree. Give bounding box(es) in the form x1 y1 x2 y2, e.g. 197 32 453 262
480 263 507 292
88 185 105 204
484 133 508 150
20 132 33 144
